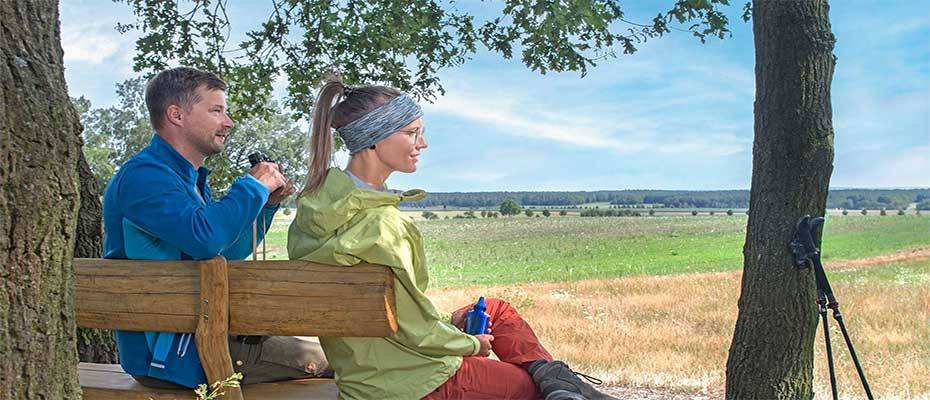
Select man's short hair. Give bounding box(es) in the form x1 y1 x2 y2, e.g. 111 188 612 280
145 67 227 130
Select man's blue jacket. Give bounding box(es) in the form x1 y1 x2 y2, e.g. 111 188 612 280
103 134 277 387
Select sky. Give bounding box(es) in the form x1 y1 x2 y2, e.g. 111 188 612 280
59 1 930 192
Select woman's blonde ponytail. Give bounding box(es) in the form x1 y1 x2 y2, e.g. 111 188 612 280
300 80 345 196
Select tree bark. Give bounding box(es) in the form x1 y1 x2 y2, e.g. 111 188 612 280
74 154 103 259
0 1 83 399
74 152 119 363
725 1 836 399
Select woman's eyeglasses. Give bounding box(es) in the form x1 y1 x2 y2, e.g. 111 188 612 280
397 127 425 143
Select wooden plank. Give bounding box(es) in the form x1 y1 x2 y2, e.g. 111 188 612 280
78 363 338 400
195 257 242 400
227 260 397 337
76 311 196 333
78 363 194 400
241 379 339 399
74 258 200 333
74 258 397 337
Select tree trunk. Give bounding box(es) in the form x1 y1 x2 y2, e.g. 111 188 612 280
74 154 103 259
74 152 119 363
0 1 83 399
725 1 836 399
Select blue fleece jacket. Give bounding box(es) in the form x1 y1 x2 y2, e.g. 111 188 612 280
102 134 277 386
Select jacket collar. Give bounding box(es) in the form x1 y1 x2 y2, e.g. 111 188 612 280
147 134 211 185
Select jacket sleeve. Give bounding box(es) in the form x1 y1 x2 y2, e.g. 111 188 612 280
221 204 279 260
391 296 481 357
117 163 269 260
363 220 480 357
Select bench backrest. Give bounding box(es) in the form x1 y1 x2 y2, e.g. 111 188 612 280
74 258 397 336
73 257 397 399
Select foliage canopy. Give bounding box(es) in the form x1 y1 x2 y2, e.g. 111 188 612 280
115 0 734 120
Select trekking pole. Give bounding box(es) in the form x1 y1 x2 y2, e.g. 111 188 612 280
812 262 838 400
832 298 873 399
812 253 873 400
817 290 839 400
791 216 874 400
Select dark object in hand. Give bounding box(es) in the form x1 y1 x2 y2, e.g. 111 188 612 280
248 152 275 167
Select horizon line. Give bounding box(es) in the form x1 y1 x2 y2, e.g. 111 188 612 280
419 186 930 194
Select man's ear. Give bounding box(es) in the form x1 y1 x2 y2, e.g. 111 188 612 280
164 104 185 127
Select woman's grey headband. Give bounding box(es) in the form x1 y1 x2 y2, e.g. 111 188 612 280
337 94 423 154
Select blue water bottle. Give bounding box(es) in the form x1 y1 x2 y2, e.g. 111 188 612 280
464 296 490 335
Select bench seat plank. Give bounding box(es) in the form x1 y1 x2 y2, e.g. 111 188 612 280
79 363 339 400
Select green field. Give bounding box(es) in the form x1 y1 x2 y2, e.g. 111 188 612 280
260 215 929 287
829 258 930 286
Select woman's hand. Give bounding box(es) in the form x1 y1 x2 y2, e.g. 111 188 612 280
451 308 492 333
474 334 494 357
451 309 467 330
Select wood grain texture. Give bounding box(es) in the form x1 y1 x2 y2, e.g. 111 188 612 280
78 363 338 400
195 257 242 400
74 257 397 399
74 258 397 337
227 260 397 336
74 258 200 332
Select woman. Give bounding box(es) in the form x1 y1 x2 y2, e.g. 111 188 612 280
287 78 615 400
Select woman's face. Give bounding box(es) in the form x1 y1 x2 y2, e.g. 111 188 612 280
374 118 427 173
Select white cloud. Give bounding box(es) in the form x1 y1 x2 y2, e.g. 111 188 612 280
656 140 744 157
425 85 751 158
426 92 642 151
835 145 930 188
61 26 123 65
456 170 510 184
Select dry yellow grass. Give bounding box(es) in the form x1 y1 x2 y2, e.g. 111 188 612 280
428 253 930 399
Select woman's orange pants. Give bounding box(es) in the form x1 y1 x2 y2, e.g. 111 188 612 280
423 298 554 400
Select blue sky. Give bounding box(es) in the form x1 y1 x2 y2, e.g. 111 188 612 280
60 1 929 192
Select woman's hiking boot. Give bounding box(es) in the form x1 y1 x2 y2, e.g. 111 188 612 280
542 390 587 400
527 360 618 400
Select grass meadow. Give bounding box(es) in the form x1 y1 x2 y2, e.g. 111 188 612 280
260 214 929 398
263 215 927 286
429 257 929 399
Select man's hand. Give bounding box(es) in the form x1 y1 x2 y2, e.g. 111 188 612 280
267 176 296 205
250 162 286 194
474 334 494 357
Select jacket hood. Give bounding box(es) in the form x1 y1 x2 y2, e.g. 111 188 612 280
292 168 425 238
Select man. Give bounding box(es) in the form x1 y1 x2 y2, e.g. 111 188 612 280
102 67 329 389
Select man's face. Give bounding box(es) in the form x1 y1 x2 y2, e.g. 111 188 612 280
181 86 234 158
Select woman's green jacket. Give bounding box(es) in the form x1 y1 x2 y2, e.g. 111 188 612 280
288 168 479 400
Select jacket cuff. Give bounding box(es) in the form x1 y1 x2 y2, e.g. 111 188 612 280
243 174 271 196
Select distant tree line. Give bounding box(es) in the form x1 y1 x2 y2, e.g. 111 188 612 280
402 189 929 210
834 191 927 210
580 209 642 217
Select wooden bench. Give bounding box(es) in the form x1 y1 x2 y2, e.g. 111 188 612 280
74 257 397 399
